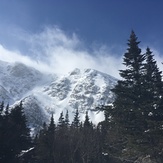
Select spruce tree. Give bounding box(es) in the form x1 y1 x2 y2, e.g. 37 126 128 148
35 122 48 162
83 111 91 128
143 47 163 120
35 115 56 163
57 111 65 129
72 109 80 128
111 31 163 157
11 102 31 149
48 114 55 133
1 102 31 162
112 31 146 134
0 101 4 114
65 110 70 128
47 114 56 163
142 47 163 152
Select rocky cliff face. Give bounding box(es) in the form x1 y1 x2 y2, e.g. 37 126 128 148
43 68 116 111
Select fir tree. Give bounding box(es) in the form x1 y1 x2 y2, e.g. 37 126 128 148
111 32 163 158
0 102 31 162
65 110 70 128
57 111 65 129
141 47 163 151
35 115 56 163
83 111 91 128
11 102 31 149
72 109 80 128
35 122 49 163
143 47 163 120
112 31 146 134
48 114 55 133
47 114 56 163
0 101 4 114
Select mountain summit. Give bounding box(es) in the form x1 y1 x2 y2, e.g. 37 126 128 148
0 61 117 130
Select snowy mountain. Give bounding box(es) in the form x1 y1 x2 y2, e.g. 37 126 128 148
43 68 116 111
0 61 53 101
0 60 117 131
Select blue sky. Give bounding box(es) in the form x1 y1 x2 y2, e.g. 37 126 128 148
0 0 163 77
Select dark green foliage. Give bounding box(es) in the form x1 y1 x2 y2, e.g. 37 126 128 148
65 110 70 127
57 111 64 129
142 47 163 120
112 31 147 135
0 101 4 113
110 31 163 161
0 102 32 163
35 115 56 163
46 115 56 163
10 102 31 149
72 109 80 128
34 123 49 162
83 111 92 128
34 111 106 163
48 114 55 133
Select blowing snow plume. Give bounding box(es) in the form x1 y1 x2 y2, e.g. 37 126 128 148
0 26 124 78
0 26 163 78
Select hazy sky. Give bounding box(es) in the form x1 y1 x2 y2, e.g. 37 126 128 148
0 0 163 78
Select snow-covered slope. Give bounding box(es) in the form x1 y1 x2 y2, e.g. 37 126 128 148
21 68 117 128
0 60 117 130
0 85 13 103
43 68 116 111
0 61 54 101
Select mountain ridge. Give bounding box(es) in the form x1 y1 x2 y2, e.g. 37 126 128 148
0 60 117 131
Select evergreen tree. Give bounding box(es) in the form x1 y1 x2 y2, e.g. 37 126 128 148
47 114 56 163
72 109 80 128
83 111 91 128
0 101 4 114
65 110 70 128
11 102 31 149
35 115 56 163
110 32 163 159
112 31 146 134
57 111 64 129
35 122 49 162
56 110 71 163
0 102 32 163
141 47 163 152
0 104 10 162
143 47 163 120
48 114 55 133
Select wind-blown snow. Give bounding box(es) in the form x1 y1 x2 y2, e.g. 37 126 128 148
0 60 117 131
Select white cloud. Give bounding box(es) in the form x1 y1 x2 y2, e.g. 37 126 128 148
0 26 124 78
0 26 162 79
